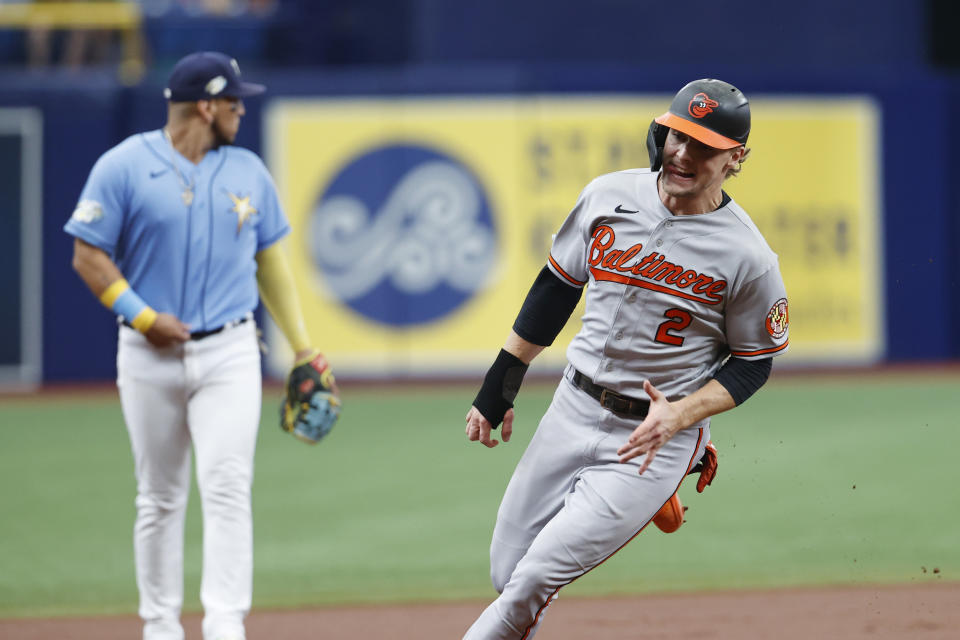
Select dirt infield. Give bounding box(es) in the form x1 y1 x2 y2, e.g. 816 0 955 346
2 583 957 639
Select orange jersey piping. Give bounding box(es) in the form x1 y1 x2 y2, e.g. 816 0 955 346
730 340 789 357
548 255 587 287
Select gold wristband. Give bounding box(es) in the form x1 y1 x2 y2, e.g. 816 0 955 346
130 307 158 333
99 278 129 308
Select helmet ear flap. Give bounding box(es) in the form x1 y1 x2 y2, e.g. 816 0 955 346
646 120 668 171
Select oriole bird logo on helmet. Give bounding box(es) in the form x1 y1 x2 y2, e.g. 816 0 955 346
688 92 719 118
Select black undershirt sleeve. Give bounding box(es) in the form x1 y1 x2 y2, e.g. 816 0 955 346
712 356 772 405
512 265 584 347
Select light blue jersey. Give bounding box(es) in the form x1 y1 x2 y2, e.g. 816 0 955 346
64 129 290 332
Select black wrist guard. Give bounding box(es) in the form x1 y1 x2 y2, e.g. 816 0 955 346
472 349 529 428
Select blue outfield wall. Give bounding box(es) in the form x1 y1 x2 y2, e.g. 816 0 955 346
1 63 956 382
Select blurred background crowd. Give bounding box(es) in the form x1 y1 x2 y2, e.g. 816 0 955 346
0 1 958 387
1 0 957 77
0 0 415 77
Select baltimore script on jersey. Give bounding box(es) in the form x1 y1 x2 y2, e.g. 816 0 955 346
583 225 729 304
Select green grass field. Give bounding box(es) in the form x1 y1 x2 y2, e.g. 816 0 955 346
1 372 957 618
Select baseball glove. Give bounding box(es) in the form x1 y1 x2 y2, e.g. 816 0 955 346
689 440 718 493
280 351 341 444
652 441 719 533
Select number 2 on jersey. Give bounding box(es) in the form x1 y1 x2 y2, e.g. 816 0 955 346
655 308 692 346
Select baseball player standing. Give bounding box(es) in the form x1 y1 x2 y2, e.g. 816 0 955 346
64 52 340 640
463 79 789 639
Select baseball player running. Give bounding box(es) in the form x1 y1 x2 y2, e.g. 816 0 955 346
64 52 339 640
463 79 789 639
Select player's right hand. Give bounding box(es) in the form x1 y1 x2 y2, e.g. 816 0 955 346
144 312 190 348
465 405 513 448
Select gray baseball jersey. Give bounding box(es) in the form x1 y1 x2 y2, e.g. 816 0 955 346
463 168 789 640
548 168 789 399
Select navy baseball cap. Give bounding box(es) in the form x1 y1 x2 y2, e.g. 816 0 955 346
163 51 266 102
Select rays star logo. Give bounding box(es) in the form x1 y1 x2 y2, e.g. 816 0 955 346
227 191 257 232
205 75 227 96
70 199 104 223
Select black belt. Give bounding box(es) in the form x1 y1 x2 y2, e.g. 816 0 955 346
571 369 650 417
189 316 250 340
123 315 250 340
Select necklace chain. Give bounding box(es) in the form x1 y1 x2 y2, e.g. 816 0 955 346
162 128 196 206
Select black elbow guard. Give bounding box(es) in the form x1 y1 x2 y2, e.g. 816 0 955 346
712 357 772 405
473 349 529 428
512 266 583 346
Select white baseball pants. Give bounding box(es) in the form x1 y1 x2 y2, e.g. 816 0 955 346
117 321 262 640
464 367 709 640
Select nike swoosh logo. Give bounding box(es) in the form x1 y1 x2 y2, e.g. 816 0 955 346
614 204 639 213
150 169 168 178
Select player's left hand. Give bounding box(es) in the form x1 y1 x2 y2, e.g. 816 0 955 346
466 406 513 448
617 380 685 475
280 349 341 444
144 312 191 348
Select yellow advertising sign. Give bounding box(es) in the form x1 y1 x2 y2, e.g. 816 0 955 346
735 99 883 362
264 96 881 376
